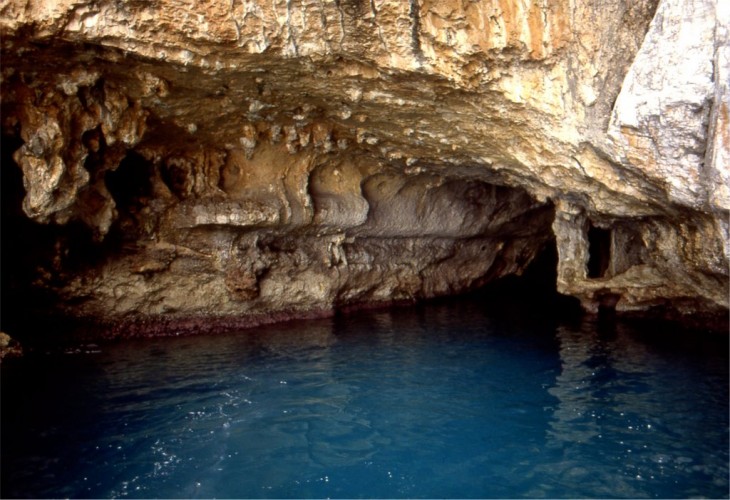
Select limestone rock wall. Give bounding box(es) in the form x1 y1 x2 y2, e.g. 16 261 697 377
0 0 727 332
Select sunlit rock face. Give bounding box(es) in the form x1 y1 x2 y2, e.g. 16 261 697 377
1 0 727 333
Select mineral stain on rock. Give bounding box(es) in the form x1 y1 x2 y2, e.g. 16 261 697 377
0 0 727 339
408 0 425 63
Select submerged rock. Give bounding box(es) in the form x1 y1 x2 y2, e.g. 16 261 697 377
0 0 727 335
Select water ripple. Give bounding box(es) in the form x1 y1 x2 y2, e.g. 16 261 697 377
1 307 727 499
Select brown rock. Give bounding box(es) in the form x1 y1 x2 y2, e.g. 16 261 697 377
0 332 23 360
0 0 726 334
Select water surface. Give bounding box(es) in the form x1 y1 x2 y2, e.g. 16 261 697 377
2 298 728 498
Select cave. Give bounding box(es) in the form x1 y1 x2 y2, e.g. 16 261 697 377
0 0 728 497
475 233 582 319
0 0 726 335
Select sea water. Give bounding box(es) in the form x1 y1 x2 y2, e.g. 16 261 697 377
2 298 728 498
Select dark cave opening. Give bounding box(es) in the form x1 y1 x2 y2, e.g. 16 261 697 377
1 136 117 336
471 236 582 320
587 222 611 279
1 135 60 332
103 150 157 248
105 151 154 213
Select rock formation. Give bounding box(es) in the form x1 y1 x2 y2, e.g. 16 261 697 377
1 0 727 336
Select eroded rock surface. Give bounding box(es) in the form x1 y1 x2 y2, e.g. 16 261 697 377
1 0 727 335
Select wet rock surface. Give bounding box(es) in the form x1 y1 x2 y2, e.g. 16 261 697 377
0 0 727 336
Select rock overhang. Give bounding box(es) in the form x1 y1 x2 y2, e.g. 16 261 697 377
0 0 727 334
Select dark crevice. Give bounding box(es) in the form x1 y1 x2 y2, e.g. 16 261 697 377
587 222 611 279
408 0 424 62
81 126 106 174
104 151 157 249
159 161 189 199
105 151 154 213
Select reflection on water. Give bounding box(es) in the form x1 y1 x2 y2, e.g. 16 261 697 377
1 300 728 499
544 319 729 498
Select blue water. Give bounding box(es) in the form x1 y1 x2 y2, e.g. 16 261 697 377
2 299 728 499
